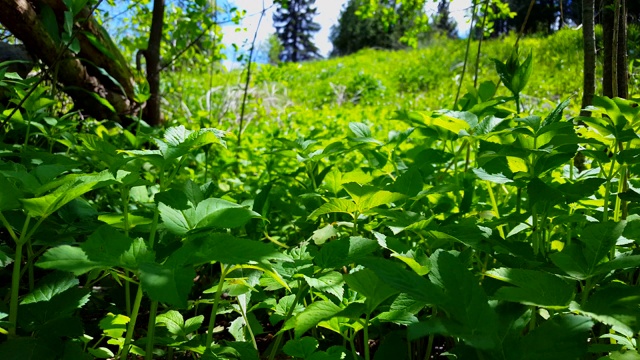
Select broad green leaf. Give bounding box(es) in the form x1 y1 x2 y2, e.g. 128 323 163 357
160 198 260 235
37 246 101 275
81 226 133 265
311 224 338 245
0 249 13 268
571 283 640 333
21 271 78 305
19 287 90 332
97 213 153 229
343 268 399 314
139 262 195 308
308 198 358 220
304 271 344 301
392 167 423 197
0 337 58 360
358 257 443 305
156 310 185 336
87 347 114 359
314 236 378 269
0 174 22 210
287 301 343 338
99 312 129 338
519 314 592 360
167 233 290 267
485 268 575 308
581 221 626 271
283 337 319 358
21 171 115 218
155 126 226 160
549 243 590 280
118 238 154 270
343 183 405 211
426 250 499 349
473 168 513 184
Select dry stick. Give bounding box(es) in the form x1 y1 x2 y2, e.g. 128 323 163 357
0 0 104 131
237 0 267 149
453 0 478 108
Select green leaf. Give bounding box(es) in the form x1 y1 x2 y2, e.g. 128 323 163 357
167 233 290 267
572 283 640 333
160 198 260 235
358 257 443 305
21 171 115 218
155 126 226 160
81 226 133 265
304 271 345 302
343 268 399 314
139 262 195 308
99 312 129 338
156 310 185 336
519 314 592 360
21 271 78 305
0 248 13 268
485 268 575 308
288 301 343 338
0 174 22 210
314 236 378 269
549 243 590 280
473 168 513 184
343 183 406 211
37 246 101 275
283 337 319 358
581 221 626 271
425 250 499 349
308 198 358 220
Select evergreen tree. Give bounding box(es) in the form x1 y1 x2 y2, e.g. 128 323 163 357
434 0 458 38
273 0 321 62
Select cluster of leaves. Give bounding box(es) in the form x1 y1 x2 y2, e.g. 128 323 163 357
2 33 640 360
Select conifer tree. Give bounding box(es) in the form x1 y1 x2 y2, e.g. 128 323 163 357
273 0 321 62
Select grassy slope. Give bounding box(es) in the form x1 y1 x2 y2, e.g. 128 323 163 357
165 29 591 141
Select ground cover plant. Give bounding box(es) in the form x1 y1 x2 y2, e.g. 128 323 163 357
2 14 640 360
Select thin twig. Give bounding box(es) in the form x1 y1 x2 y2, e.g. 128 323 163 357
237 0 267 148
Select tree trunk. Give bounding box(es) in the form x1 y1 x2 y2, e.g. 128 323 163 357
580 0 596 116
143 0 165 126
0 0 140 123
602 0 628 99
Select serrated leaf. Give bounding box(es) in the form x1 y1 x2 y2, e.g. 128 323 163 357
473 168 513 184
99 312 129 338
283 337 319 358
519 314 592 360
314 236 378 269
139 263 195 308
288 301 343 338
485 268 575 308
37 246 101 275
308 198 358 220
304 271 344 301
343 268 399 314
160 198 260 235
21 272 78 305
167 233 290 267
156 310 185 336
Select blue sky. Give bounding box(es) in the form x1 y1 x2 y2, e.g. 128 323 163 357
222 0 473 67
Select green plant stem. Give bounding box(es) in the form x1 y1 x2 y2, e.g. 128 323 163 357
532 206 541 256
614 164 626 222
121 285 144 359
363 313 371 360
528 306 536 332
515 95 521 114
0 211 19 243
146 300 159 360
348 332 358 360
580 278 593 308
122 187 132 316
268 282 307 360
602 147 618 222
486 181 505 239
206 263 228 349
424 333 435 360
8 242 23 337
453 0 478 108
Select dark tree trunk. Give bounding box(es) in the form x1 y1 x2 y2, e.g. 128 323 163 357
0 0 140 123
143 0 165 126
581 0 596 115
602 0 628 99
